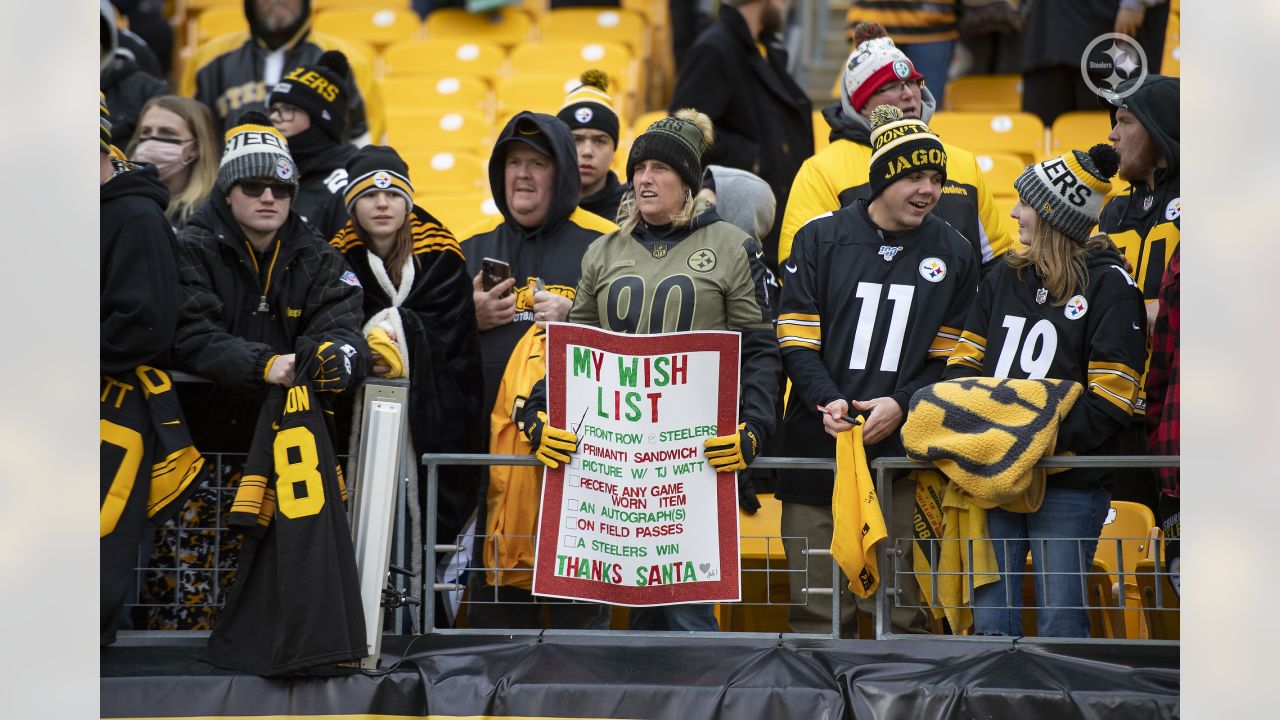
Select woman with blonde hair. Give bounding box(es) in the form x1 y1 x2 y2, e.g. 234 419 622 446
127 95 219 230
520 109 782 632
943 144 1147 637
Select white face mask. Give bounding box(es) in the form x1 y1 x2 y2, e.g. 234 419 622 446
134 138 195 181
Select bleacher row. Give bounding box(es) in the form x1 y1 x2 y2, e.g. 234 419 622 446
166 1 1178 239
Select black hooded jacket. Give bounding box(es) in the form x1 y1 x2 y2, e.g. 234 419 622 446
579 170 627 225
460 111 618 416
102 162 179 374
172 192 368 451
192 0 371 140
290 128 358 239
1098 75 1180 303
100 53 170 147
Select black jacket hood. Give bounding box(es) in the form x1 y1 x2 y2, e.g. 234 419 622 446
101 161 170 210
246 0 312 50
1110 74 1179 181
487 111 582 239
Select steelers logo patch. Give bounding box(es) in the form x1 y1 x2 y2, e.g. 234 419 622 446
373 171 392 189
1064 295 1089 320
275 156 294 181
688 248 717 273
575 107 593 124
893 60 911 79
1165 197 1181 221
919 257 947 282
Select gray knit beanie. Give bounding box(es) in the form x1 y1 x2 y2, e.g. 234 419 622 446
217 111 299 194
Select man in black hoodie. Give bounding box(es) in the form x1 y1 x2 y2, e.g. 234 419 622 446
266 50 357 239
187 0 379 143
462 112 619 420
172 112 368 452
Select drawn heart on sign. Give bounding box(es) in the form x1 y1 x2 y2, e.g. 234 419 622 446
699 563 711 575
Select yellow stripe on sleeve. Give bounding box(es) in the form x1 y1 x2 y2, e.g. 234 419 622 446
1088 360 1141 414
928 324 963 358
946 330 987 371
777 313 822 349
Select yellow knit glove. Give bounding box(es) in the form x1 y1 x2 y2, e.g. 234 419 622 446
366 327 405 378
525 410 579 469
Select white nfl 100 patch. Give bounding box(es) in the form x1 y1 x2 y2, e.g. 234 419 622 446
373 171 392 189
1064 294 1088 319
275 157 294 180
340 270 361 287
918 257 947 282
575 107 593 124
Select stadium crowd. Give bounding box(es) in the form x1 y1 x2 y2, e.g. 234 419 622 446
101 0 1179 643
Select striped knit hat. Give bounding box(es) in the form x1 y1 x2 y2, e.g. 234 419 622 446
557 69 619 145
343 145 414 215
868 104 946 199
217 111 297 194
1014 144 1119 242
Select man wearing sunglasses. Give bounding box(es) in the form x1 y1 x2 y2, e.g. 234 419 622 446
171 111 368 452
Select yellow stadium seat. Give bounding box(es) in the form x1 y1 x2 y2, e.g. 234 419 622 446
182 0 240 14
193 6 248 44
1020 556 1124 639
508 41 638 107
974 151 1026 197
313 8 421 50
425 192 502 237
1135 557 1179 640
929 111 1045 164
719 493 790 634
944 74 1022 112
611 138 631 177
1048 111 1113 158
494 74 582 119
813 109 830 153
380 75 491 118
381 39 506 80
425 7 534 49
1097 501 1157 638
541 8 647 56
621 0 663 22
1162 14 1180 78
993 193 1017 222
313 0 405 9
399 149 489 195
629 110 668 141
384 108 492 153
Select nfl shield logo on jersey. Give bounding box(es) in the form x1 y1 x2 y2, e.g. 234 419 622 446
1142 195 1154 212
1036 288 1048 305
651 244 668 259
1064 295 1088 319
878 245 903 262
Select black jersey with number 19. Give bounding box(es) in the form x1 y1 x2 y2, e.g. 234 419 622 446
777 200 979 506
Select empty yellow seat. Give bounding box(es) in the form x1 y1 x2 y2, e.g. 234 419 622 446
1096 501 1157 639
428 193 503 237
494 74 581 119
313 8 421 50
425 7 534 49
509 41 637 103
313 0 406 9
541 8 647 56
629 109 668 141
1048 111 1113 158
944 74 1022 112
381 39 506 80
929 111 1045 164
1135 557 1179 640
381 75 491 118
974 151 1026 197
383 108 492 153
192 6 248 45
399 149 489 196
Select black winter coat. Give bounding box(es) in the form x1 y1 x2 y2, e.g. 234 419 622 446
670 4 813 269
101 163 179 374
172 194 368 451
100 54 170 147
291 129 357 240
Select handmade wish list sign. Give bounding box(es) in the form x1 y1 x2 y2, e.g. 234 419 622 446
532 323 741 606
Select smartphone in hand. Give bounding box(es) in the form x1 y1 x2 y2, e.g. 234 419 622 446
481 257 512 297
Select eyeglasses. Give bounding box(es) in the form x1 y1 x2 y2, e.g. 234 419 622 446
137 135 193 146
268 104 298 122
238 180 295 199
872 78 925 96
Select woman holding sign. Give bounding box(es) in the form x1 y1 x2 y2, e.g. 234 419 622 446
522 110 782 632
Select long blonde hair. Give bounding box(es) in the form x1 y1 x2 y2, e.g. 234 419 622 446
1006 219 1112 306
127 95 219 228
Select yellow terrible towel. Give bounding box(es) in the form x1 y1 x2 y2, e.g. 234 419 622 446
831 422 888 598
902 377 1083 511
911 470 1001 634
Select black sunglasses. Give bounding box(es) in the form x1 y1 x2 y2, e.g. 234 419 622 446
238 180 295 199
